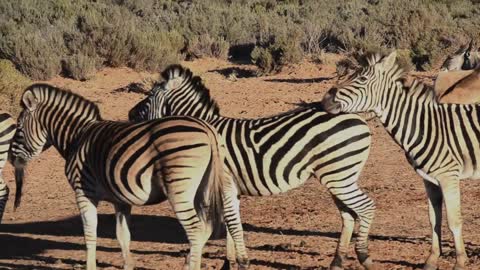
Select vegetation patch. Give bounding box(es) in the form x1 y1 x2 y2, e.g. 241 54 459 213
0 0 479 80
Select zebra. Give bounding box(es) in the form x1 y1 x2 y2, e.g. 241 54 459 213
9 84 249 270
441 40 480 71
321 50 480 270
0 112 15 222
129 65 376 270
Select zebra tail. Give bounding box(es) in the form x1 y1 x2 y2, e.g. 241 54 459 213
14 167 25 210
193 130 225 237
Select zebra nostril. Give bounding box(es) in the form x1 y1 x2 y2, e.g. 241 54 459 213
328 87 338 96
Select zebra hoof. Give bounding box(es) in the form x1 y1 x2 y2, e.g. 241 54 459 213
361 256 375 270
220 259 233 270
237 258 249 270
423 263 437 270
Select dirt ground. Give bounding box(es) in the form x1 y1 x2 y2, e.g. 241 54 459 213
2 57 480 270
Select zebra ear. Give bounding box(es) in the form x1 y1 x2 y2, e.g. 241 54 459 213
381 51 397 70
467 39 473 52
22 90 38 111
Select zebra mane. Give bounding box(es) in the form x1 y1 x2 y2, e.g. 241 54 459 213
160 65 220 115
24 83 102 118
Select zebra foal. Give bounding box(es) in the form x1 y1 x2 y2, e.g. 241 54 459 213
322 51 480 270
10 84 249 270
0 112 15 222
129 65 376 270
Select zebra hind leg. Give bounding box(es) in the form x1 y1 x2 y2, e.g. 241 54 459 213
223 178 249 269
182 223 210 270
330 196 356 270
114 204 134 270
322 177 376 270
0 176 9 222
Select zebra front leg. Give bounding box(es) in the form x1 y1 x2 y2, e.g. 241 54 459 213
223 190 249 269
330 197 355 270
423 180 443 270
114 204 134 270
0 176 9 222
439 178 467 270
75 191 99 270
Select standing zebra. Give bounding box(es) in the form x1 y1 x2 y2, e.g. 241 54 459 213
441 40 480 71
129 65 376 270
10 84 249 270
322 51 480 270
0 112 15 222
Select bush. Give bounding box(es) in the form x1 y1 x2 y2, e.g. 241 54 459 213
1 0 480 79
62 53 98 81
0 59 31 116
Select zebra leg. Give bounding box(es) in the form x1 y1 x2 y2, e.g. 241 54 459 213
330 197 355 270
223 183 249 269
226 230 236 268
0 175 9 222
326 181 376 270
423 180 443 270
169 196 209 270
182 225 210 270
75 191 99 270
439 178 467 270
114 204 134 270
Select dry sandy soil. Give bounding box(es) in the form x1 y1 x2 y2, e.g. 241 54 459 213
2 57 480 270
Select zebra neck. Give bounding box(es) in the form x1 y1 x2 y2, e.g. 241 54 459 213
170 107 221 123
378 81 439 151
45 111 98 159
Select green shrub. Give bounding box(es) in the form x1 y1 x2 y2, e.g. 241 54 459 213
62 53 98 81
0 59 31 116
251 46 274 75
1 0 480 80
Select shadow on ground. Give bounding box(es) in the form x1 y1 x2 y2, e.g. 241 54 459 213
210 67 256 79
4 215 480 269
264 77 333 84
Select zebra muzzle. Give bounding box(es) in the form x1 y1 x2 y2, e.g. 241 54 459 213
321 89 342 114
14 167 25 210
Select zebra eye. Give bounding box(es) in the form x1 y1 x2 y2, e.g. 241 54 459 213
358 76 368 83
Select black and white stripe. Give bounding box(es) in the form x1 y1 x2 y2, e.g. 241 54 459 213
129 65 376 270
10 84 248 270
322 51 479 270
441 40 480 71
0 112 15 222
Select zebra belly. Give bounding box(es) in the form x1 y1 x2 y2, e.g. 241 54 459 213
229 157 313 196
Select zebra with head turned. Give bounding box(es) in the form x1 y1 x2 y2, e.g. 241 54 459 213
10 84 249 270
0 112 15 222
321 51 480 270
129 65 376 270
441 40 480 71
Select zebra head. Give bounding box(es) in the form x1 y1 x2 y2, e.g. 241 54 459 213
10 89 51 168
441 40 480 71
128 82 169 121
322 51 402 115
129 65 219 122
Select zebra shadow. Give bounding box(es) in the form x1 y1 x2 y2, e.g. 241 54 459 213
3 214 449 246
1 214 188 244
243 223 427 245
263 77 333 84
